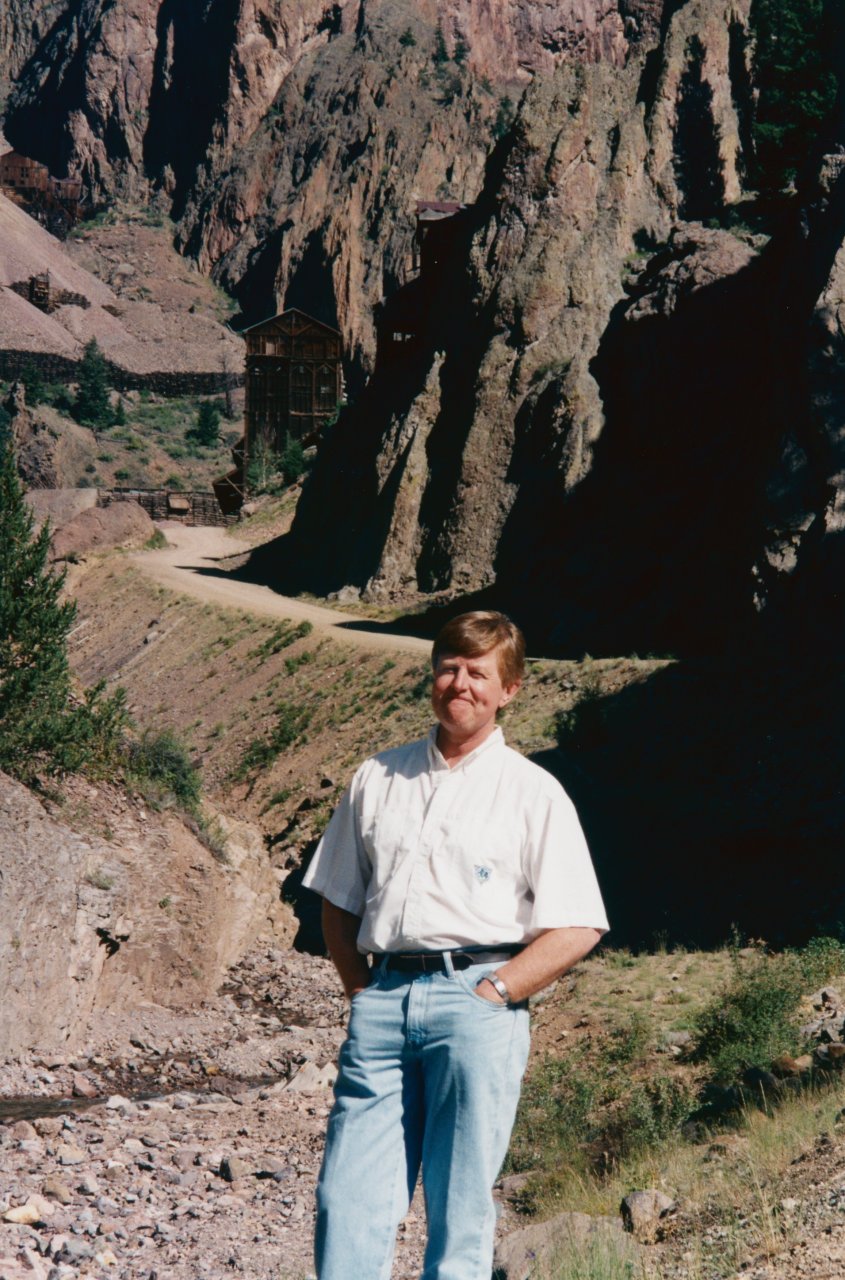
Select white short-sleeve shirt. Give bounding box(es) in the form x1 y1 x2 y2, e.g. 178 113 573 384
302 726 609 954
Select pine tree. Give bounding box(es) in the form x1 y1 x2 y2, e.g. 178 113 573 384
74 338 113 428
750 0 840 192
280 432 306 483
0 441 77 773
0 441 127 778
189 400 221 447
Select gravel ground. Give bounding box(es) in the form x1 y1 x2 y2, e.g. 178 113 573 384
0 947 526 1280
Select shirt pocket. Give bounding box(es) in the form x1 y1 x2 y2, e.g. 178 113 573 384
436 817 522 926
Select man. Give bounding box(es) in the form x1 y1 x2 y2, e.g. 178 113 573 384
302 611 608 1280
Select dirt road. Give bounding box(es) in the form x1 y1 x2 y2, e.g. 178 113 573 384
130 523 431 656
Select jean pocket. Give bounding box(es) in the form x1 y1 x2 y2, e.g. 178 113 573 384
456 967 511 1010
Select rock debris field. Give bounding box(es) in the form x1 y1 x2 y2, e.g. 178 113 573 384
0 950 441 1280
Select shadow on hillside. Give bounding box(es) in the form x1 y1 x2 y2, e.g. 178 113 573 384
534 642 845 948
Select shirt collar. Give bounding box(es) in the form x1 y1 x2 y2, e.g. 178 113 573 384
426 724 505 774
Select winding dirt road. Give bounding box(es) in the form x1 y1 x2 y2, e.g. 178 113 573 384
130 522 431 656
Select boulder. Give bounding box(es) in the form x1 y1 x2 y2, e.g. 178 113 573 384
50 500 155 560
494 1211 638 1279
620 1189 676 1242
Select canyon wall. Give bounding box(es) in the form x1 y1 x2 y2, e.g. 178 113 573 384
4 0 844 653
4 0 664 385
281 0 845 655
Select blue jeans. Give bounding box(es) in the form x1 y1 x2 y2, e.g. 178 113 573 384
314 956 531 1280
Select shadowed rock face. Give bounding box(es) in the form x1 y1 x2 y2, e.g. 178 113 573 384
286 0 845 658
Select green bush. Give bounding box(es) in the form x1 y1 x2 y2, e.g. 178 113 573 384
73 339 113 428
493 95 515 141
126 728 202 811
188 400 221 447
796 935 845 988
280 432 306 484
692 948 805 1083
509 1039 694 1181
20 361 46 406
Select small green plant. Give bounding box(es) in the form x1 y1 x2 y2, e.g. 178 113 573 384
86 868 115 891
261 787 292 814
399 27 416 47
126 728 202 811
795 934 845 988
144 529 168 550
284 650 314 675
554 671 606 753
493 95 515 141
280 432 307 484
20 361 46 406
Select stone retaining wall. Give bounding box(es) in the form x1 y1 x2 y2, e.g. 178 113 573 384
0 349 244 395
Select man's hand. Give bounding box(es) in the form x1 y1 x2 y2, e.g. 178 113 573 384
475 976 507 1004
322 900 371 998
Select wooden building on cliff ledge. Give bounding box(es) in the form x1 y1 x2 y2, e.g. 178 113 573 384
243 309 342 453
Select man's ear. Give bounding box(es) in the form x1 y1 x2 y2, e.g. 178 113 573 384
499 679 521 709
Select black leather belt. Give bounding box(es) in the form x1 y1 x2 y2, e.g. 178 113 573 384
384 946 522 974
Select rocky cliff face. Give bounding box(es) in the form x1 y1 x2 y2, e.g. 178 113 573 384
0 773 292 1057
5 0 843 653
281 0 845 654
5 0 664 384
0 0 66 101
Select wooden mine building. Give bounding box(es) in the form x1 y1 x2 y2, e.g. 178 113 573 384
0 150 82 231
376 201 469 361
213 309 342 514
243 308 342 451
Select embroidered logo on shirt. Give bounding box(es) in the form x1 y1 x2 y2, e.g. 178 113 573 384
473 864 492 884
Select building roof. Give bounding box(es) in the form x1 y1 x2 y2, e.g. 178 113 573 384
415 201 467 223
240 307 341 338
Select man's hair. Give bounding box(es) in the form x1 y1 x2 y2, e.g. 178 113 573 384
431 611 525 687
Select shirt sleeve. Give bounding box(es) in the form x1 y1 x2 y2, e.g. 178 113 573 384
301 765 371 916
524 780 610 935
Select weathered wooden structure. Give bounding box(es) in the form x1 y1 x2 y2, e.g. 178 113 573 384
376 201 470 360
9 271 90 314
243 309 342 453
98 488 229 527
0 150 82 233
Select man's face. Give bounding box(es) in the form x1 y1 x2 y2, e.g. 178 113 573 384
431 647 520 747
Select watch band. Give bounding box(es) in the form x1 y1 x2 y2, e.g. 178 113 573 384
479 972 511 1003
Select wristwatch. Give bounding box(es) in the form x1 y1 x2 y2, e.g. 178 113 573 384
478 972 511 1004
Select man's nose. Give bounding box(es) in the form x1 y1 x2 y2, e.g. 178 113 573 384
452 666 469 690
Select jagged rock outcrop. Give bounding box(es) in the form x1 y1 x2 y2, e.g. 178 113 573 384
5 0 665 383
286 0 845 654
0 773 293 1057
